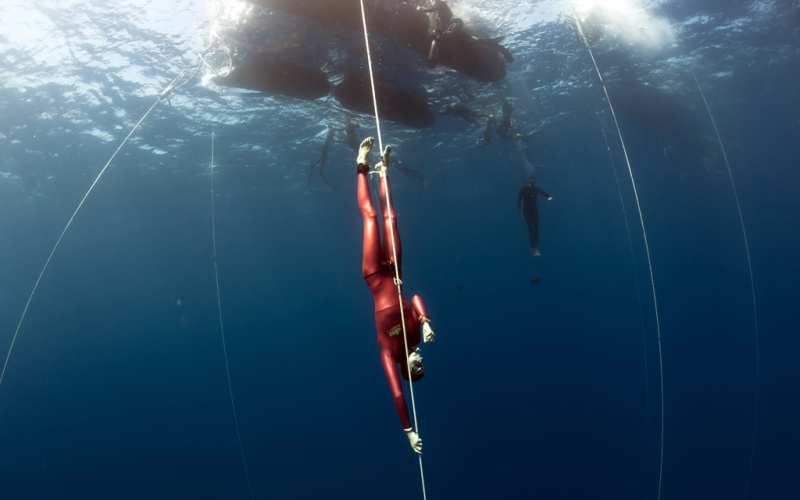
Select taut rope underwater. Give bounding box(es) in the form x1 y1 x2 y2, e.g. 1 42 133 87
358 1 428 498
210 132 256 500
574 15 666 500
600 124 652 491
0 54 203 385
0 53 256 498
693 75 760 500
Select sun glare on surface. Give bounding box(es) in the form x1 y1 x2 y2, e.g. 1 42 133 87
572 0 675 51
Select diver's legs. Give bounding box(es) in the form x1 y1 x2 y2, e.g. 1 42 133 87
528 208 541 256
379 174 403 273
306 158 320 186
318 153 336 188
358 139 382 278
524 212 535 249
477 116 494 146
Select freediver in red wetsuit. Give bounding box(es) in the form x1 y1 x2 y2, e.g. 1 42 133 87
356 137 435 454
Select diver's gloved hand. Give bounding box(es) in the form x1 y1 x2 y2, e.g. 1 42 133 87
408 347 424 376
406 430 423 454
547 196 553 202
422 319 435 343
357 137 374 166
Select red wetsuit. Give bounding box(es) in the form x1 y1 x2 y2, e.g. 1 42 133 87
358 166 428 431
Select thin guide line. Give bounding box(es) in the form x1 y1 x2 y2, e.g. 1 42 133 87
693 75 760 499
1 55 202 385
575 16 665 500
210 132 255 500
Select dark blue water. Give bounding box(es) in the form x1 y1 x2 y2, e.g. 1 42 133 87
1 1 799 499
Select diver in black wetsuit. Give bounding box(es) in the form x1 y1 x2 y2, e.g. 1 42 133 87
496 100 513 137
417 0 461 30
417 0 513 68
496 100 542 169
517 176 553 257
344 118 360 152
417 0 462 68
476 100 540 148
395 160 428 198
497 100 539 141
308 124 337 187
476 114 496 146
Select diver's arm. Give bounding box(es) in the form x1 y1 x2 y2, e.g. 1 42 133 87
412 295 434 343
381 350 423 454
381 351 416 437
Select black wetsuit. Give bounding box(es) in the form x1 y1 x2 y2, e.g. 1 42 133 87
517 184 551 250
497 105 512 137
395 160 428 198
420 1 458 32
345 121 360 152
476 115 495 146
308 126 336 187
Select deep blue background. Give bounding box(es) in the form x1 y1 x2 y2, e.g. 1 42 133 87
1 1 799 499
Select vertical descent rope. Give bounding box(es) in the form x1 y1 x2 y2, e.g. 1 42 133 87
575 15 665 500
601 124 652 494
359 1 384 155
693 75 760 500
1 54 203 385
210 132 256 500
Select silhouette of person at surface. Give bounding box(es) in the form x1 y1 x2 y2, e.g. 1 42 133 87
417 0 513 68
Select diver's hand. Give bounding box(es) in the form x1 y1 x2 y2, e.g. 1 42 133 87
422 321 435 343
408 347 424 376
406 430 423 454
548 196 553 201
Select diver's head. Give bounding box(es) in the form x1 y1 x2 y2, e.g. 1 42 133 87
401 364 424 382
527 175 536 186
401 348 425 382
